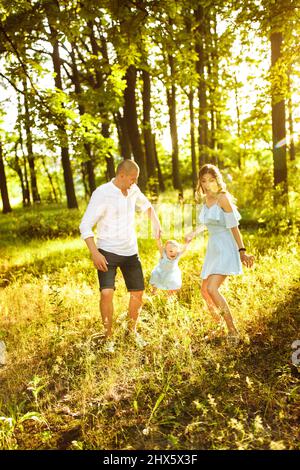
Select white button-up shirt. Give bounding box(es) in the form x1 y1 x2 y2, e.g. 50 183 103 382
79 180 152 256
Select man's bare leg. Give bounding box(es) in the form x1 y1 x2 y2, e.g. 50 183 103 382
128 290 143 333
100 288 114 337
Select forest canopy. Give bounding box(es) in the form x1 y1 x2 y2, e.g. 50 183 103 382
0 0 299 213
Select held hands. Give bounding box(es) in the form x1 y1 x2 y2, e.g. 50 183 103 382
92 251 108 271
184 232 194 244
153 224 162 240
240 252 254 268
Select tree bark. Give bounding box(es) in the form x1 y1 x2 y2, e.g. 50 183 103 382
23 154 31 206
70 44 96 194
287 72 295 161
0 141 12 213
166 54 182 192
188 91 197 194
234 74 242 169
270 32 288 198
11 144 28 206
195 5 209 167
89 23 115 180
102 122 115 180
23 77 41 202
211 10 220 167
142 69 156 180
41 155 58 203
48 14 78 209
115 112 132 160
153 134 165 192
17 94 30 205
123 65 147 190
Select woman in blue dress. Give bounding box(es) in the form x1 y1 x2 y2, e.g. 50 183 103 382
150 239 190 296
185 164 254 342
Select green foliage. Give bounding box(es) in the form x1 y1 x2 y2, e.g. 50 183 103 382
17 212 80 240
0 204 81 241
1 0 299 211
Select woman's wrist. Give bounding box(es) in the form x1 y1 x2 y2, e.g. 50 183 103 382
238 247 246 252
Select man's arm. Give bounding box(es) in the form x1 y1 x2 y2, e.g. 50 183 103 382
84 237 108 272
79 188 108 271
156 237 164 257
147 206 162 239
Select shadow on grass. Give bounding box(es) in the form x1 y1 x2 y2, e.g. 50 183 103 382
163 280 300 449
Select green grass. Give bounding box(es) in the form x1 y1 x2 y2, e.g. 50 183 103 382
0 203 299 450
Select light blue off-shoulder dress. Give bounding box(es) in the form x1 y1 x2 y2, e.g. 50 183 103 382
149 250 182 290
199 203 243 279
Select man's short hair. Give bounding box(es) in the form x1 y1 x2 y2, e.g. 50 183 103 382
116 159 140 175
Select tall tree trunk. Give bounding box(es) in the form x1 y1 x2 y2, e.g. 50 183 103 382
142 69 156 180
49 22 78 209
123 65 147 190
234 74 242 169
206 58 217 166
70 44 96 194
195 5 209 167
115 112 132 160
13 113 29 205
188 91 197 194
41 155 58 203
89 22 115 180
23 154 31 206
211 10 220 167
153 135 165 192
102 122 115 180
17 93 31 205
206 8 218 166
0 141 12 213
287 72 295 161
13 144 28 206
270 31 288 199
166 54 182 192
23 77 40 202
81 162 89 199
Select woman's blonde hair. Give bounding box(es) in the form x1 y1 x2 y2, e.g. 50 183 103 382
196 164 227 199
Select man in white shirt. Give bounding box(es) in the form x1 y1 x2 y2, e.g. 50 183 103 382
80 160 161 343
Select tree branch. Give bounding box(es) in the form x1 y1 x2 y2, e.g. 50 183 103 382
0 72 24 95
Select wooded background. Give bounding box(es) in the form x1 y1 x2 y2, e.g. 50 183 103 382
1 1 300 452
0 0 299 212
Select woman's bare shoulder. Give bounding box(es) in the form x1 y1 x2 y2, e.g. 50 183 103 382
218 192 233 211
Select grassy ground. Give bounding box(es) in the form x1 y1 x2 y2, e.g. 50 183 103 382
0 203 299 450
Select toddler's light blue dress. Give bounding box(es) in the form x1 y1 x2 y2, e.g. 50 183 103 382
199 203 243 279
149 250 182 290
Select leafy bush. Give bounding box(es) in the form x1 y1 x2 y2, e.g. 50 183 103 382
17 212 80 240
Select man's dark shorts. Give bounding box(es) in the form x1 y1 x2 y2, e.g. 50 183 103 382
97 249 145 292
